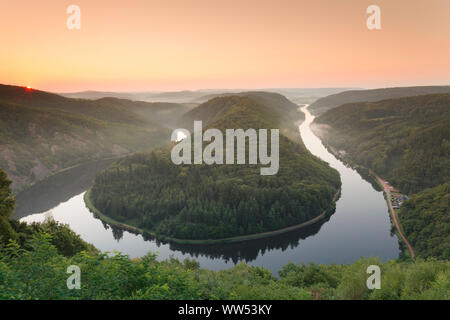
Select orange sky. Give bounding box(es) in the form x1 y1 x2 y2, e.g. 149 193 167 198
1 0 449 92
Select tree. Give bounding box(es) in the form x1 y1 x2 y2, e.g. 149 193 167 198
0 169 15 219
0 168 16 241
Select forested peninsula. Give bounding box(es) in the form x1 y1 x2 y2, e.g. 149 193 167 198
88 94 341 242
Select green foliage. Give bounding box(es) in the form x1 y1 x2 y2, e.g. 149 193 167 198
0 234 448 300
0 169 15 219
0 217 16 243
0 169 96 256
0 168 16 242
314 94 450 194
8 219 98 257
397 182 450 260
90 96 340 240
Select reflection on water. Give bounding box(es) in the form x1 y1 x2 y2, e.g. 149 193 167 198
14 158 117 219
166 215 332 264
17 106 399 274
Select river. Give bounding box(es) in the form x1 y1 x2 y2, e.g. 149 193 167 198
14 105 400 274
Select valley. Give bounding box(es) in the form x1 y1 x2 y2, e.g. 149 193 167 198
14 103 399 273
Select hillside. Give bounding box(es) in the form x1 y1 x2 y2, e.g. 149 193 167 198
92 97 191 128
181 91 304 140
312 94 450 194
0 84 188 190
397 182 450 260
309 86 450 115
89 95 340 241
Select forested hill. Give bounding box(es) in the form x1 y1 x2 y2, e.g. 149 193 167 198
309 86 450 116
0 84 188 190
397 182 450 260
312 94 450 194
89 95 340 241
184 91 301 119
180 91 303 140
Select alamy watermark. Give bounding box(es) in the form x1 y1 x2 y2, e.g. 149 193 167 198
170 121 279 175
366 5 381 30
366 265 381 289
66 5 81 30
67 265 81 290
64 5 380 32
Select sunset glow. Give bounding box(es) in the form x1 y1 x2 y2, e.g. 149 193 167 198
1 0 449 92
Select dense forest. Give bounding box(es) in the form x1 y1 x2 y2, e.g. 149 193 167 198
397 182 450 260
0 84 191 190
89 95 341 241
312 94 450 194
309 86 450 115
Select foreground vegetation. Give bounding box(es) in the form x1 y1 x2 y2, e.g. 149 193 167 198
89 95 340 241
1 233 449 300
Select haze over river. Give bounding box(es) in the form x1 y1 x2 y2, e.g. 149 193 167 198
15 105 399 274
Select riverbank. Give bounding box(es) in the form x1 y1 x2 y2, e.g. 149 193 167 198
310 133 414 259
14 155 127 195
372 174 415 259
84 188 340 245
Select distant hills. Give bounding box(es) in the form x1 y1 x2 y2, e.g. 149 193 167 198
0 84 189 190
191 88 356 105
60 89 239 103
309 86 450 115
60 88 353 105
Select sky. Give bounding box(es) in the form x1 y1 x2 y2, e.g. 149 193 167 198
1 0 449 92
